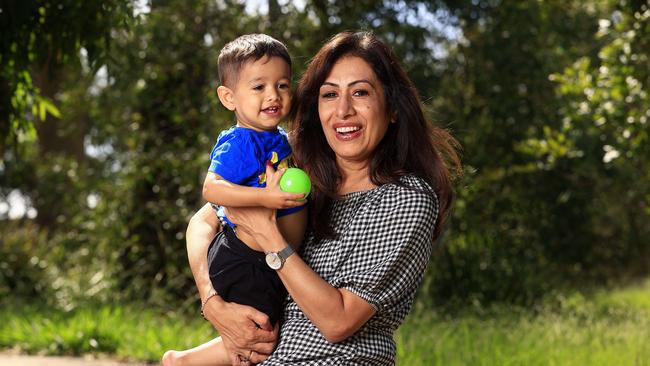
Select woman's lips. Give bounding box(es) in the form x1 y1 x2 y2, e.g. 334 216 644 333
334 124 363 141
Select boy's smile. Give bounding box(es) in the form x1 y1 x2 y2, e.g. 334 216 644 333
218 56 291 132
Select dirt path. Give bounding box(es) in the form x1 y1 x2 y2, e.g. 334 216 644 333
0 353 151 366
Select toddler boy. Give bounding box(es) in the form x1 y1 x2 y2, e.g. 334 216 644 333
163 33 306 366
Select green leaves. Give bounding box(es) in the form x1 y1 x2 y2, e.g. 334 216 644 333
426 0 650 306
36 95 61 121
0 1 134 153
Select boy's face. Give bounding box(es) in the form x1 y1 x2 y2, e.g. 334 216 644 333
220 56 291 132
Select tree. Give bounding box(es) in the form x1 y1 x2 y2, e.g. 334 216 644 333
544 1 650 276
0 1 133 154
420 0 649 306
0 1 133 231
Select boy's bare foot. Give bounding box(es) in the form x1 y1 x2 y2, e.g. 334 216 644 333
161 350 183 366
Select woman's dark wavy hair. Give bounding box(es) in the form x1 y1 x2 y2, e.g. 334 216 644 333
289 31 461 241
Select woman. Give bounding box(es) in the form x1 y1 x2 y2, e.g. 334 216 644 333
182 31 459 365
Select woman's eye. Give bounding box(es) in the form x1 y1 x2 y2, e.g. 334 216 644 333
353 89 369 97
321 91 336 98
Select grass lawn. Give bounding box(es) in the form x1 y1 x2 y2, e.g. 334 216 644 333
396 279 650 365
1 279 649 365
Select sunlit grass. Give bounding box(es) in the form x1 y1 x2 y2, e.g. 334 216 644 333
593 278 650 312
1 279 649 365
396 278 650 366
396 306 649 365
0 303 214 362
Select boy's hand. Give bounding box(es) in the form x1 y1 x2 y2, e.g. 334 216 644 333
262 162 306 209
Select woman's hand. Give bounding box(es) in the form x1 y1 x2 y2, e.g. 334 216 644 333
202 296 278 364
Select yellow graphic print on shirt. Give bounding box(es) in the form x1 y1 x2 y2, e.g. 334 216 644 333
258 151 292 184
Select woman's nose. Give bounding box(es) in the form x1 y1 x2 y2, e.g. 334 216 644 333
335 94 353 119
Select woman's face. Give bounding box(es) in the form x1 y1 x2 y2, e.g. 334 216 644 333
318 56 390 166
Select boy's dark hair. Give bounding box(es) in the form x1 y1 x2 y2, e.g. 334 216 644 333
218 34 291 88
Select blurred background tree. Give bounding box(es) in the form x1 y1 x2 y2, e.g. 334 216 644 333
420 0 649 307
1 0 648 312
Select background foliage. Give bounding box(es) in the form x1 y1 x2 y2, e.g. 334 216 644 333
1 0 648 313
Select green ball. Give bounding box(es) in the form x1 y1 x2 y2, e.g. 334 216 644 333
280 168 311 199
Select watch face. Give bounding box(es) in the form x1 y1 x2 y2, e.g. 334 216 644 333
265 253 282 270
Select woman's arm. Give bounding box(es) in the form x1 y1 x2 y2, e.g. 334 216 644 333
227 205 376 343
224 166 376 343
186 203 278 363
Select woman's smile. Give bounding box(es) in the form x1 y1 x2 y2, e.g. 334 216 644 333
333 122 363 141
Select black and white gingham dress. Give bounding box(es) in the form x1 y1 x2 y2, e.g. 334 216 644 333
260 175 439 366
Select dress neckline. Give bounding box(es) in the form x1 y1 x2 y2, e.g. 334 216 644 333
337 185 382 199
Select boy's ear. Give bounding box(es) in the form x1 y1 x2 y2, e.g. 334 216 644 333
216 86 236 111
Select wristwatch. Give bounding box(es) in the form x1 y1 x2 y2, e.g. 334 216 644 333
265 245 295 270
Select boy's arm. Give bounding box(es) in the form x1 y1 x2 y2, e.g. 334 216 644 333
277 208 307 250
203 171 305 209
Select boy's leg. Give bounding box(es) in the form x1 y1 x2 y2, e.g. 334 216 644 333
162 336 231 366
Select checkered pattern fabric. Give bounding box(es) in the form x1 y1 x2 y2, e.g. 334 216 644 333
260 175 439 365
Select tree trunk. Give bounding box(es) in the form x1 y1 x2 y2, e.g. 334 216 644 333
30 58 87 229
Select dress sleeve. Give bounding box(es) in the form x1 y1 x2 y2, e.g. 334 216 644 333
208 132 260 184
334 186 438 312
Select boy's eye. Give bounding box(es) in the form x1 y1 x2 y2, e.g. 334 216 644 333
253 85 264 91
278 83 289 90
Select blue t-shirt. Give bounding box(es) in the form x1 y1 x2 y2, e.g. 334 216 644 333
208 126 304 226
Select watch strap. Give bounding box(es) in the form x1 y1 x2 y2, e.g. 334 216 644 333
278 244 295 261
